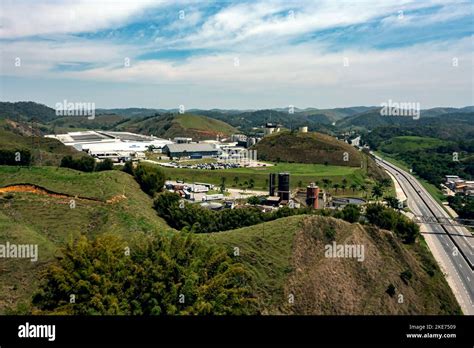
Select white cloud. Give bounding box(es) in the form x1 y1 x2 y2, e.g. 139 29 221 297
0 0 159 38
0 0 471 108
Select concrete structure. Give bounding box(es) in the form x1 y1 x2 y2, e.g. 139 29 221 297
299 126 308 133
231 134 247 142
306 183 320 209
269 173 277 196
163 143 219 159
278 173 290 201
173 137 192 144
264 123 281 136
247 137 257 147
265 196 281 207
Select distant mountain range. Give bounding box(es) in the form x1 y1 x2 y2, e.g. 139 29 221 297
1 101 472 134
336 107 474 129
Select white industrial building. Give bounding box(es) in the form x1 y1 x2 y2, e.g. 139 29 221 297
45 131 172 162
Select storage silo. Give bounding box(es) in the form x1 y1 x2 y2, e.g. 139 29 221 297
306 183 320 209
278 172 290 201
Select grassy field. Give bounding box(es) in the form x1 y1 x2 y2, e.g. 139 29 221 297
0 166 130 201
160 162 366 191
201 216 301 311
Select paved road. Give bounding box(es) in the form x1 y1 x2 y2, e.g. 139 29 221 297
375 156 474 315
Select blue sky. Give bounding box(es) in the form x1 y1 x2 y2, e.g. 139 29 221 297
0 0 472 109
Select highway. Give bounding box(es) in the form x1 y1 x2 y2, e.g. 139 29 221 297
374 156 474 315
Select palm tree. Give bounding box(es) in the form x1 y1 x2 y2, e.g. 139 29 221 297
322 179 332 190
341 183 347 194
248 178 255 189
350 183 358 193
220 177 226 193
233 176 239 186
380 178 392 189
360 184 367 198
333 183 340 193
371 184 384 201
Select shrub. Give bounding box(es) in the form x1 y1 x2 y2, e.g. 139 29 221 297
386 284 396 297
133 163 165 196
95 158 114 171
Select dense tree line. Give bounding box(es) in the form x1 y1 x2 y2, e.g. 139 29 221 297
154 192 420 244
122 161 165 197
60 155 113 172
447 195 474 219
32 232 255 315
334 204 361 223
153 191 312 233
363 125 474 185
366 204 420 244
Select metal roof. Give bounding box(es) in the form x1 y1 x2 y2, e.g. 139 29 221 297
164 143 218 153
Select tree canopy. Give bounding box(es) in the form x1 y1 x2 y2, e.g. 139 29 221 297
33 233 256 315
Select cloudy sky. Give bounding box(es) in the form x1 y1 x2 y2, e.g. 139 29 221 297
0 0 472 109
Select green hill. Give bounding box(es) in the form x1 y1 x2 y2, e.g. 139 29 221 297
48 114 128 133
254 131 362 167
0 101 56 122
118 113 237 140
0 166 172 314
0 119 86 166
380 136 450 155
203 215 460 314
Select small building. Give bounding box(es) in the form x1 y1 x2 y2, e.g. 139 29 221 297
231 134 247 142
265 196 281 207
264 123 281 136
445 175 460 183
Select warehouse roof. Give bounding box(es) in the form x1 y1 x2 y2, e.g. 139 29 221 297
164 143 218 153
